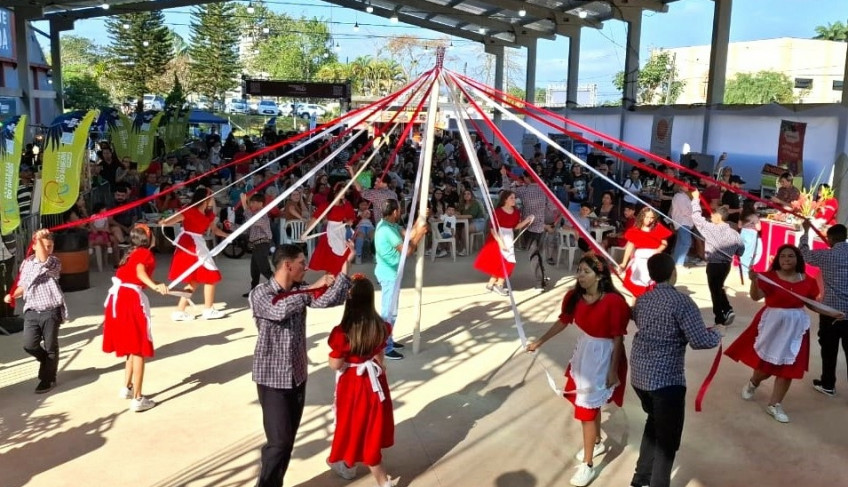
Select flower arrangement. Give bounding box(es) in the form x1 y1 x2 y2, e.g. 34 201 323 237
790 181 833 219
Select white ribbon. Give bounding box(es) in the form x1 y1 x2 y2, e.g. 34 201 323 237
353 359 386 402
171 230 219 272
104 277 152 341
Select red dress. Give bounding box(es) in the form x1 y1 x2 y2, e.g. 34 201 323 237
559 290 631 419
102 248 156 357
168 207 222 284
725 272 819 379
309 201 355 273
474 207 521 279
327 323 394 467
622 224 672 297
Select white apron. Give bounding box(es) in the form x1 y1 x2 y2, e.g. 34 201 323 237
628 248 656 288
176 230 218 271
499 227 516 263
754 307 810 365
326 220 348 256
105 277 152 341
568 328 615 409
332 359 387 430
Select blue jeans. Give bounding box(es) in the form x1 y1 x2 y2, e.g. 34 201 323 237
672 226 692 266
378 277 398 352
354 226 374 257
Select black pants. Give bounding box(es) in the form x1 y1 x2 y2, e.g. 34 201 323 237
525 230 546 283
632 385 686 487
250 242 274 289
818 315 848 390
23 307 62 383
705 262 732 324
256 382 306 487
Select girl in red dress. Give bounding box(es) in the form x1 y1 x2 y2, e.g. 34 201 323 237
309 182 355 274
161 187 230 321
618 207 672 298
102 224 169 413
725 244 842 423
527 253 630 487
327 275 395 487
473 190 534 296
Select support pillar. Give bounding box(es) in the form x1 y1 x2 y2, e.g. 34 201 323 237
14 9 34 120
618 9 642 160
566 31 581 108
49 18 74 114
525 40 537 105
486 44 505 128
702 0 733 154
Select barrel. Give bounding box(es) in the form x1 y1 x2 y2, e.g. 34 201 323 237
53 228 90 292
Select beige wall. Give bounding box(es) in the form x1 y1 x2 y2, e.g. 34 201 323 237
665 38 847 105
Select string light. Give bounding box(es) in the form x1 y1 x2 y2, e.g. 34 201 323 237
101 3 110 10
518 9 526 17
262 26 270 34
478 27 486 34
390 12 399 22
122 23 130 29
142 40 149 47
247 2 255 14
334 41 341 52
366 1 373 14
578 10 588 19
353 21 359 31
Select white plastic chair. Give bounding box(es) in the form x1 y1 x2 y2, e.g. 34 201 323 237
285 219 314 256
468 231 485 253
430 223 456 262
557 227 580 269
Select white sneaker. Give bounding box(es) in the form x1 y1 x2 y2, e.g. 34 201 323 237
355 255 362 265
574 441 607 461
327 460 357 480
570 463 596 486
130 396 156 412
202 308 224 320
171 311 195 322
436 249 448 258
118 386 133 399
766 403 790 423
458 249 467 256
742 380 757 400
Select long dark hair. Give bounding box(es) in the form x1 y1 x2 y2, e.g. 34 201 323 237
563 253 622 316
770 244 805 274
340 277 388 357
118 224 153 267
495 189 514 209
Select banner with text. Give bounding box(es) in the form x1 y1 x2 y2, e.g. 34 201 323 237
163 109 189 153
649 114 674 158
99 107 132 159
41 110 96 215
129 111 164 172
0 114 26 234
777 119 806 177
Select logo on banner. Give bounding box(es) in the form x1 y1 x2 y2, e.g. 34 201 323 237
650 115 674 158
0 114 25 234
777 120 806 176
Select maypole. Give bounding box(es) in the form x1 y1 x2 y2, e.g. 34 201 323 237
411 47 445 354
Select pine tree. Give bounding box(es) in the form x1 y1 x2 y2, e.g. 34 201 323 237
189 3 241 107
164 73 187 111
105 12 173 108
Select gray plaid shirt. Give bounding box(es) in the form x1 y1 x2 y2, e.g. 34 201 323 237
249 274 351 389
513 183 550 233
800 240 848 316
18 255 67 321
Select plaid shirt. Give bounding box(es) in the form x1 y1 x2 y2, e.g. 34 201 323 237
631 283 720 391
800 240 848 315
243 207 273 243
513 183 550 233
691 198 744 263
249 274 351 389
18 255 67 321
361 188 398 223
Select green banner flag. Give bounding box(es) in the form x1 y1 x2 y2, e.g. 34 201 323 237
129 111 164 173
0 114 26 235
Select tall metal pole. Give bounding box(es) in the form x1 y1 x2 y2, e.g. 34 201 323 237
412 48 444 354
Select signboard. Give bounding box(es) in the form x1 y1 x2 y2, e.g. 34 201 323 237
245 79 351 99
650 114 674 158
0 9 13 60
777 119 806 176
0 97 16 116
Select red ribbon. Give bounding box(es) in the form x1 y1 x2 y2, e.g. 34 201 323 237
271 285 328 304
695 343 723 412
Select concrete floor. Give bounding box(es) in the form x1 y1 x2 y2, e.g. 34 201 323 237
1 249 846 487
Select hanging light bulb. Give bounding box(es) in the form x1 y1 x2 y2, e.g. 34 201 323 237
366 1 373 14
101 3 110 10
142 40 149 47
578 10 588 19
122 23 130 29
334 42 341 52
353 22 359 32
323 51 329 58
391 11 399 22
247 2 255 14
518 9 526 17
478 27 486 34
262 26 270 34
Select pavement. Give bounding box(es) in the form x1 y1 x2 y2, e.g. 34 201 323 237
1 248 847 487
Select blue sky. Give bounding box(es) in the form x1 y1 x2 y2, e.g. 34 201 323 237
36 0 848 102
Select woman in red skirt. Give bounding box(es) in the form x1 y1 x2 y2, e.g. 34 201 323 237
161 187 230 321
327 275 395 487
527 253 630 487
309 182 355 274
473 190 534 296
725 244 842 423
618 207 671 298
102 224 169 413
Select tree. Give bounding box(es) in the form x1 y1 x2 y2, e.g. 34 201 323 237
250 17 335 81
63 74 112 110
814 20 848 41
384 35 451 81
164 74 187 111
613 50 685 105
58 35 103 79
724 71 794 105
188 3 241 104
105 12 173 105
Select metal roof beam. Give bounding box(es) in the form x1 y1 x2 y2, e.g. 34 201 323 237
43 0 228 22
478 0 601 30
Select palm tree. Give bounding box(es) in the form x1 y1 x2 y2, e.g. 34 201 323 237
814 21 848 42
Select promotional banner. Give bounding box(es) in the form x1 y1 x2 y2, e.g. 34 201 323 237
163 109 189 153
129 110 164 172
99 107 132 158
0 114 26 234
649 114 674 158
777 119 806 176
40 110 96 215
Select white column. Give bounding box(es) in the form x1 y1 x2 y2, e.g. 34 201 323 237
566 31 581 108
702 0 733 153
525 39 537 104
619 10 642 150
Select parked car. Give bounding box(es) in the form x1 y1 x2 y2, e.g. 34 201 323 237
257 100 279 116
279 103 295 116
296 103 327 118
249 100 260 113
227 99 249 114
143 94 165 111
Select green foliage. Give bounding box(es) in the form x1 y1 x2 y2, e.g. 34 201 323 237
724 71 794 105
253 17 336 81
105 12 173 102
188 2 241 104
59 35 103 79
814 20 848 41
63 74 112 110
613 51 685 105
164 74 187 111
